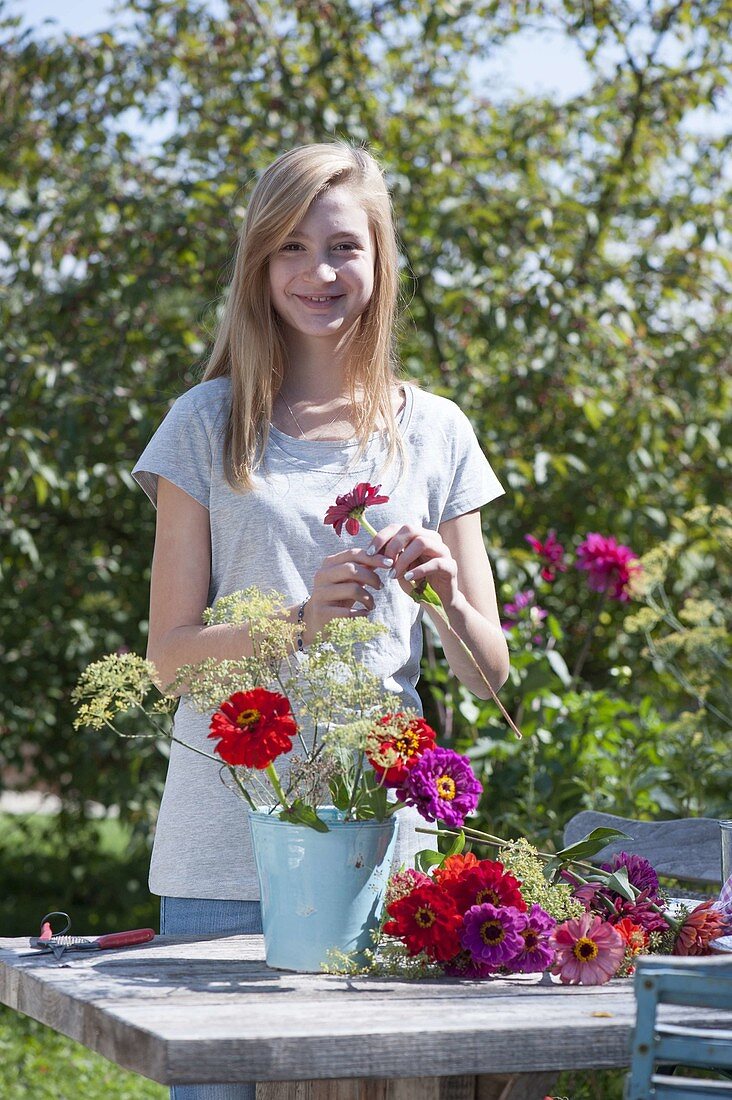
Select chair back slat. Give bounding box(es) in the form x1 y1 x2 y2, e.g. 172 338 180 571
564 812 722 885
626 957 732 1100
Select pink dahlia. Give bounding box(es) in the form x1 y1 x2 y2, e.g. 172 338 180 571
673 899 726 956
551 912 625 986
575 533 641 602
525 531 567 583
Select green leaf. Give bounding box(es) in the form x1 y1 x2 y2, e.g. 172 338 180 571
603 866 636 902
555 827 632 860
278 800 330 832
415 848 444 872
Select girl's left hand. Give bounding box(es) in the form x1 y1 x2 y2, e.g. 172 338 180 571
367 524 462 611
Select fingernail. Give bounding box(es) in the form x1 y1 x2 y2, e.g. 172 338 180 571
366 545 376 557
404 570 415 581
382 557 394 567
387 568 396 579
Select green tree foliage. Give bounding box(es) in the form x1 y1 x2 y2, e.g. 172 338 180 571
1 1 729 848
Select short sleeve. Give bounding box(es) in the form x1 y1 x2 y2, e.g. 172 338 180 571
440 407 505 523
132 392 213 510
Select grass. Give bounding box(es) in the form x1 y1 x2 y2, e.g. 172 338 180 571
0 1005 166 1099
0 813 159 938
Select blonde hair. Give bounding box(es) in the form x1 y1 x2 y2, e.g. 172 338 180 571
202 141 406 491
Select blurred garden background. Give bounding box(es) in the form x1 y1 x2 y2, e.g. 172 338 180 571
1 0 730 1095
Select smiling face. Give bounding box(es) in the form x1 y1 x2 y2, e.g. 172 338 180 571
268 183 376 345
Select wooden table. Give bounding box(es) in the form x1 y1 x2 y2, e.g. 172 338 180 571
1 934 729 1100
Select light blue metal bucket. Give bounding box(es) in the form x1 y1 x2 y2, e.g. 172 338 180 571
248 807 399 972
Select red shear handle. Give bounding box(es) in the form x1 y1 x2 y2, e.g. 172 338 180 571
96 929 155 949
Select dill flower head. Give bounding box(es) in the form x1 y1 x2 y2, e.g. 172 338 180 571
498 838 584 923
72 653 164 731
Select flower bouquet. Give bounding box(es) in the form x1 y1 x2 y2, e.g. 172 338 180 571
73 586 488 970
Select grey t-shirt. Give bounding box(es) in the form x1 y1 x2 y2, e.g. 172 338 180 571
132 376 504 899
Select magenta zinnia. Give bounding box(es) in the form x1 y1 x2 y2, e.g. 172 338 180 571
510 904 556 974
208 688 297 769
398 747 482 828
460 903 525 968
575 533 641 602
551 912 625 986
323 482 389 536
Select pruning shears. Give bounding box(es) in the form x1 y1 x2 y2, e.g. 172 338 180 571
19 911 155 963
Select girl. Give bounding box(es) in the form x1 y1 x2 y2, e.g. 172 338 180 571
132 141 509 1100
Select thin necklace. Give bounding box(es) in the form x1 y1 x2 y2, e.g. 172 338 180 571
277 393 351 441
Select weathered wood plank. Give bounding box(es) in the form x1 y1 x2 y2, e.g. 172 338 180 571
1 936 730 1086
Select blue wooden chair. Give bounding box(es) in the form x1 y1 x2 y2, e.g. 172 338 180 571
563 812 722 896
626 954 732 1099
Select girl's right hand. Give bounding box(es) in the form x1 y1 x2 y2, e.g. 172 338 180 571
302 548 393 644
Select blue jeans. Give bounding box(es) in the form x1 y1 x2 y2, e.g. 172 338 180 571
160 896 263 1100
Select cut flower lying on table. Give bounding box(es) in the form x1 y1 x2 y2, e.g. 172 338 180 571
357 826 732 984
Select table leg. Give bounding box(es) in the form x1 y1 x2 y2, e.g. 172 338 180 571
256 1074 558 1099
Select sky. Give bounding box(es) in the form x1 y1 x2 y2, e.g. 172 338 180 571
11 0 726 142
14 0 596 97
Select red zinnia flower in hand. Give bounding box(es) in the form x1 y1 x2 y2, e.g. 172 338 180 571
383 882 462 961
575 533 641 602
525 530 566 583
324 482 389 536
208 688 297 769
673 899 726 956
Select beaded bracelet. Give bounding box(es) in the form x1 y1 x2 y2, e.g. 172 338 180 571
296 597 309 652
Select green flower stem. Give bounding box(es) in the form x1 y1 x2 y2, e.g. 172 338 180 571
227 766 257 810
358 516 522 740
265 762 290 811
569 588 607 691
344 751 365 821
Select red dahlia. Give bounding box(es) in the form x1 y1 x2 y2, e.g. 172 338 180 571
383 882 462 962
323 482 389 537
447 860 528 916
208 688 297 769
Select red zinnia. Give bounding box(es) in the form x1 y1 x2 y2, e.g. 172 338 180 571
673 899 726 956
525 530 566 583
383 882 462 961
324 482 389 537
366 712 437 786
208 688 297 769
432 851 481 887
447 860 528 916
575 533 641 602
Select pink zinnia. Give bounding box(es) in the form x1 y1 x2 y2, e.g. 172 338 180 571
323 482 389 536
525 530 566 583
575 533 641 602
550 912 625 986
